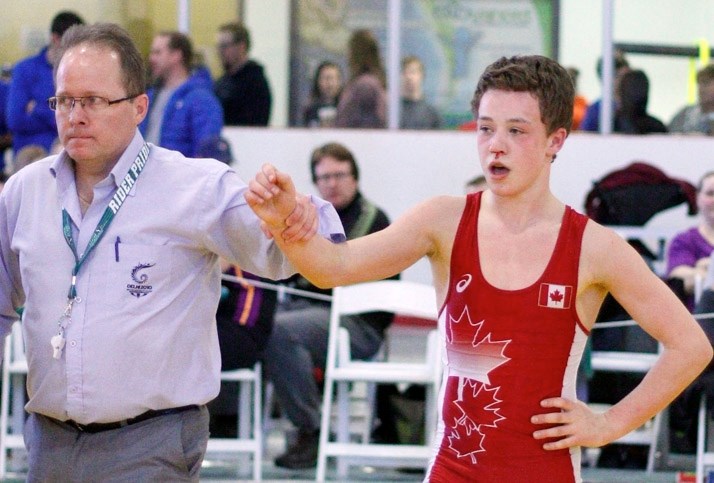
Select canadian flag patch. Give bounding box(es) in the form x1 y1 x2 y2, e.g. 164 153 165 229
538 283 573 309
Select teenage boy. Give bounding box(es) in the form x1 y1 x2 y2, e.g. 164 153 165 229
246 55 712 482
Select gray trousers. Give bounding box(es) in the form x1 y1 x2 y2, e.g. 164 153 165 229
262 299 383 433
24 405 209 482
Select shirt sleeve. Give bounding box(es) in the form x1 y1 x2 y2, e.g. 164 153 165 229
0 187 25 363
666 230 700 275
200 170 345 281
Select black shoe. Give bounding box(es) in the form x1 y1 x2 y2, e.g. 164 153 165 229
275 430 319 469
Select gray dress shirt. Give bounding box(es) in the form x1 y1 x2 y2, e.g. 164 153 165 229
0 130 343 424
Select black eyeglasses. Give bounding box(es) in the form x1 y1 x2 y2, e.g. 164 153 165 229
315 172 353 184
48 95 139 113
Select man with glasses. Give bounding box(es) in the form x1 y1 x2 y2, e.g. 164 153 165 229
0 23 342 481
140 31 223 157
262 142 395 469
214 22 271 126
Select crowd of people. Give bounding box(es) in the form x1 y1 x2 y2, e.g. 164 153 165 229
0 9 713 483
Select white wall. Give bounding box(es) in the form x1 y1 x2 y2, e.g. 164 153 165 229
223 127 711 284
245 0 714 128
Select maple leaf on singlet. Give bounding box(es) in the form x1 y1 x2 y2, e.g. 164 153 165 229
550 289 564 302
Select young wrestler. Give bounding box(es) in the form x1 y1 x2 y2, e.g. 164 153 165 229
246 55 712 482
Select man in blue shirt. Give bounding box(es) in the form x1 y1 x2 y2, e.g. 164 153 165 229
140 31 223 158
6 11 84 155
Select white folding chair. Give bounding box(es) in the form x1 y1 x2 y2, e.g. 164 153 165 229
205 363 263 481
316 280 441 481
697 393 714 482
589 348 662 472
0 321 28 479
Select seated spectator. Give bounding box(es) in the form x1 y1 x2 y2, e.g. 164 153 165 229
580 50 630 132
613 70 667 134
208 264 277 438
400 55 441 130
666 171 714 311
669 64 714 135
140 31 223 157
335 29 387 129
261 142 395 469
669 256 714 454
302 61 342 127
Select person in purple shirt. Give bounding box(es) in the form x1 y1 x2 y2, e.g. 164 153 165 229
0 23 341 482
667 171 714 310
6 11 84 155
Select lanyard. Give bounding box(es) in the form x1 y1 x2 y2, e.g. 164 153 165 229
61 143 150 300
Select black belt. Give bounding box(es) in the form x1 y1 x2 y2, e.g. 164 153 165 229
61 405 199 434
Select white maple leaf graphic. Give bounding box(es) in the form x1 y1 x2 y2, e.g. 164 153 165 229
446 306 511 384
445 306 510 464
448 381 505 463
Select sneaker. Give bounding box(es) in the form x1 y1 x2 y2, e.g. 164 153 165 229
274 429 319 469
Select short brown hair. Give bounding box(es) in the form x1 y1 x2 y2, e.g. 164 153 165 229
55 23 146 97
219 22 250 50
160 31 193 70
471 55 574 135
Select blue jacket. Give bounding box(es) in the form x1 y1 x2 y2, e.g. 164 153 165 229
6 46 58 154
0 80 9 137
140 75 224 158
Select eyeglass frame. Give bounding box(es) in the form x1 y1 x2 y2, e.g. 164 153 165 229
47 94 140 113
314 171 354 184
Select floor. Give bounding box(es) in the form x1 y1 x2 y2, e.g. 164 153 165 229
0 444 698 483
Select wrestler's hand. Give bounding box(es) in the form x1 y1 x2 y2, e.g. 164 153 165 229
246 163 298 233
281 193 318 243
531 397 612 449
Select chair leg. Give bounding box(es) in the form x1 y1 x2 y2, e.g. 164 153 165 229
697 393 707 483
645 409 662 472
336 381 350 478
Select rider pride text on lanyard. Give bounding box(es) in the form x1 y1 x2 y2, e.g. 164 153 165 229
52 143 150 359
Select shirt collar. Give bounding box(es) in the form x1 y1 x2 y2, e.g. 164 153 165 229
50 129 147 194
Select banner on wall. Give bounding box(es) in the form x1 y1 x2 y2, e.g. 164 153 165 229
289 0 558 128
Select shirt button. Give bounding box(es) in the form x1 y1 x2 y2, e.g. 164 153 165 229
70 340 77 347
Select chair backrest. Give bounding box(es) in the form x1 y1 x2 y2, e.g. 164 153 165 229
330 280 438 322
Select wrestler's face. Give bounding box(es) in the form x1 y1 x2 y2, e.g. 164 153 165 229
476 89 565 197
